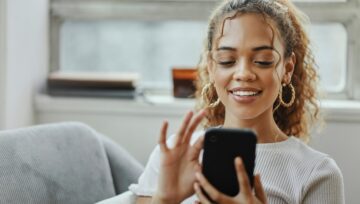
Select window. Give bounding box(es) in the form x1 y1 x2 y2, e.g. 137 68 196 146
50 0 360 99
60 20 207 89
309 23 347 93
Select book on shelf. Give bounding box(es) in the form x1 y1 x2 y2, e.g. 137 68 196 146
47 72 139 99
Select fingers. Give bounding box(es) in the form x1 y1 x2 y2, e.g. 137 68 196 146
183 109 207 144
158 121 169 152
235 157 252 196
189 135 205 161
194 182 212 204
161 109 206 151
174 111 194 146
195 172 227 203
175 109 207 147
254 174 267 203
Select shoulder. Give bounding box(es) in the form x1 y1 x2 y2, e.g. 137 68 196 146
289 137 342 176
288 138 344 201
287 137 331 162
258 136 329 163
259 136 343 183
301 152 344 203
297 138 343 183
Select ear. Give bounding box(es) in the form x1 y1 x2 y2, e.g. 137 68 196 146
283 52 296 84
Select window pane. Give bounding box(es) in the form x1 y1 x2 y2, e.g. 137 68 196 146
60 20 207 89
308 23 347 92
60 21 347 93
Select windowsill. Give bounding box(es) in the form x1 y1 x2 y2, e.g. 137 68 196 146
319 99 360 122
35 93 196 116
35 93 360 122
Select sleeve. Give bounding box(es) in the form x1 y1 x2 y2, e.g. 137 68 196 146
128 144 162 196
302 156 345 204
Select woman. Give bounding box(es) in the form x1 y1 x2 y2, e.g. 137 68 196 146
131 0 345 203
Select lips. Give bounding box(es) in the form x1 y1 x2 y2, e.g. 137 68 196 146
232 90 261 96
228 87 262 96
228 87 262 103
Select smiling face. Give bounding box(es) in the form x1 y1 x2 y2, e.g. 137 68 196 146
208 13 295 126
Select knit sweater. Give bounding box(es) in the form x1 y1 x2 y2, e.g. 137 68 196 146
129 131 345 204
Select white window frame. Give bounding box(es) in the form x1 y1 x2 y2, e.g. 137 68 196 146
49 0 360 100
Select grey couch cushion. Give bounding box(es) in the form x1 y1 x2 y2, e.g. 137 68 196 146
0 122 143 204
101 135 143 194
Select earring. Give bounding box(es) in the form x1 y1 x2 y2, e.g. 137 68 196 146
279 82 295 107
201 82 221 108
209 98 221 108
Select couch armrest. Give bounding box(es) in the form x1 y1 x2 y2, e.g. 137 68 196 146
101 135 144 194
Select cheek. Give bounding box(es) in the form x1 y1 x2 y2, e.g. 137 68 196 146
259 69 281 92
214 69 232 86
268 70 282 94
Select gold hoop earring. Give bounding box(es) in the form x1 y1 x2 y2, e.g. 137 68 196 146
279 82 295 107
201 82 221 108
273 98 281 112
209 98 221 108
201 83 212 99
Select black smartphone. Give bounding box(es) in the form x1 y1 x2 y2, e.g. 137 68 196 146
202 128 257 197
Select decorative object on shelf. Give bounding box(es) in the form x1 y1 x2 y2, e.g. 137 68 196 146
172 68 197 98
47 72 139 99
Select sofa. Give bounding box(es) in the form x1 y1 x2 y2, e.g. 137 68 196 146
0 122 143 204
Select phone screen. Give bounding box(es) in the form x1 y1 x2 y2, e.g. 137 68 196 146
202 128 257 197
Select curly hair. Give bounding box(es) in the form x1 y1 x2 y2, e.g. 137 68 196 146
195 0 320 141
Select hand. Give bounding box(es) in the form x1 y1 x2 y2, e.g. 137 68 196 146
194 157 267 204
152 110 207 204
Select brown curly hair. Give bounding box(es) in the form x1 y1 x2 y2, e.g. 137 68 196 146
195 0 320 142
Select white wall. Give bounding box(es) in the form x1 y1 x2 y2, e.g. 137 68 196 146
0 0 7 129
0 0 48 129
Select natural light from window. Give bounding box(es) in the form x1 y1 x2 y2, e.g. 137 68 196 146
60 21 347 93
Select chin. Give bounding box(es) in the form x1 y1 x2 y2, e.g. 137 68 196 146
230 109 262 120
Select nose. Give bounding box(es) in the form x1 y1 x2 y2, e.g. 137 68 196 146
232 60 257 82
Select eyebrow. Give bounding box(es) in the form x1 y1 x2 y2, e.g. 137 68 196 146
216 45 274 52
216 46 236 51
252 45 274 51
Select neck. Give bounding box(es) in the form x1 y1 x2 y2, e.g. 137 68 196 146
222 109 288 143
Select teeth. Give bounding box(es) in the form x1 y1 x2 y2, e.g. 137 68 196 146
232 91 259 96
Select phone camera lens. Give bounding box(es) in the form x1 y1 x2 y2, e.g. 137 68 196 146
210 135 217 143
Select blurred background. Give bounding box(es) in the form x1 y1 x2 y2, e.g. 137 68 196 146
0 0 359 202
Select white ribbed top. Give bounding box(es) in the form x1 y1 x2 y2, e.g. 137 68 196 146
129 131 345 204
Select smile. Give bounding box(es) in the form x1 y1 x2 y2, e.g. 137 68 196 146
231 90 262 97
228 88 263 103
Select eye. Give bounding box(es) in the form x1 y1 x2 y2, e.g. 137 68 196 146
254 61 274 67
217 60 236 67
